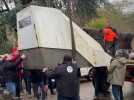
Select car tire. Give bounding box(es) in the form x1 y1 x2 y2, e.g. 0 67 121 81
87 67 96 81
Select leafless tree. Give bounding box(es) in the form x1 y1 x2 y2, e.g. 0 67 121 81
1 0 10 11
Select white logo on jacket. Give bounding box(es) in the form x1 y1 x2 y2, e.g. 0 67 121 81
67 66 73 73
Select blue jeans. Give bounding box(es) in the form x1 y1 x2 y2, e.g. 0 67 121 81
58 95 80 100
112 85 123 100
5 82 16 96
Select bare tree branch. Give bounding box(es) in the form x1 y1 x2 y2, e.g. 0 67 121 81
2 0 10 11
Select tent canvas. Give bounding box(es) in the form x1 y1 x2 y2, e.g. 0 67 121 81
17 6 112 68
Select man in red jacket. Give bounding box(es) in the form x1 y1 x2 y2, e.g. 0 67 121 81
11 47 24 98
103 26 117 55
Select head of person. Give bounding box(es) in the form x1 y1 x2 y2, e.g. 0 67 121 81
115 49 128 58
63 54 72 64
11 47 19 56
11 47 21 61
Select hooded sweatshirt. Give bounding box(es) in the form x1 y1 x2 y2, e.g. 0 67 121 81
108 57 128 86
48 62 80 97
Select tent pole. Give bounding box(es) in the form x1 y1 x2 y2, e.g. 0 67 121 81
68 0 76 61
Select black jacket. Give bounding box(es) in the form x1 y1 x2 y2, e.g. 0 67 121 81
48 62 80 97
2 58 23 82
30 69 47 85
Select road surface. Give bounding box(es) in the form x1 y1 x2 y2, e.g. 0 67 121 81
1 81 134 100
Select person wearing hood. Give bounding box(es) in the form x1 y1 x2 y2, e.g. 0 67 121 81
108 49 128 100
47 54 81 100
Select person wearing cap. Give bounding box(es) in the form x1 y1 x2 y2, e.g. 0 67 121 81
47 54 81 100
108 49 128 100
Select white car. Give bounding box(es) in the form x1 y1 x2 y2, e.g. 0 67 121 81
80 66 94 81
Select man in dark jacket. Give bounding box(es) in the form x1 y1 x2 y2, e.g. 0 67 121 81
48 54 80 100
2 54 25 96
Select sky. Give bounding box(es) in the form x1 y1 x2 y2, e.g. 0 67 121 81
109 0 134 3
109 0 134 14
109 0 122 3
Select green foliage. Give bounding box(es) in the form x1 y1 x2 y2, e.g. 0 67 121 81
0 25 13 54
86 16 106 29
30 0 106 24
0 0 23 30
0 0 107 54
0 0 23 54
0 40 13 54
124 13 134 29
86 4 134 33
76 0 98 18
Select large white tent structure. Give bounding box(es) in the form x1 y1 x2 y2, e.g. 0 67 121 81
17 5 112 69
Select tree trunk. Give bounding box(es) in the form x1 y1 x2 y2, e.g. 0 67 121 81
5 24 16 47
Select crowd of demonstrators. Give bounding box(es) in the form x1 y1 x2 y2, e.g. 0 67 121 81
0 46 131 100
0 52 26 99
0 48 55 100
0 54 49 100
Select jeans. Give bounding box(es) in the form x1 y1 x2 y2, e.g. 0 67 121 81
58 95 80 100
33 82 46 100
5 82 16 96
112 85 123 100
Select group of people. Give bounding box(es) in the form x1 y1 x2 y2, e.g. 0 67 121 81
93 26 130 100
0 48 57 100
0 52 80 100
93 49 129 100
0 48 26 99
0 25 132 100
